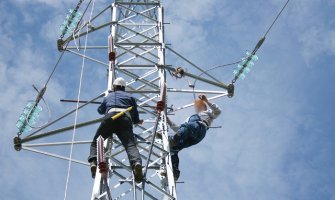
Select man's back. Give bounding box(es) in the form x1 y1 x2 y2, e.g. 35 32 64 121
98 91 140 124
105 91 134 108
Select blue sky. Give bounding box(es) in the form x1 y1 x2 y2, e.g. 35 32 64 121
1 0 335 200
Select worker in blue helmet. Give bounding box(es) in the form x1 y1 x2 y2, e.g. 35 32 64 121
167 95 221 181
88 77 144 183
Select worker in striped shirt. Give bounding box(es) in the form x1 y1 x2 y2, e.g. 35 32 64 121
167 95 221 180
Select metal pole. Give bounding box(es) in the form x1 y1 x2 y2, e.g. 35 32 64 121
21 117 103 143
22 147 89 166
142 114 161 199
158 5 177 199
172 93 228 112
162 65 229 90
23 140 91 147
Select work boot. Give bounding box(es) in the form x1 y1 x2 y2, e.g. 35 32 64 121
159 165 167 177
133 162 143 183
90 161 97 178
173 169 180 181
168 136 177 148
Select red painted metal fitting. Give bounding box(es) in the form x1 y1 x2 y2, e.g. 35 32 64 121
98 162 108 174
156 101 165 112
98 162 108 179
109 52 116 62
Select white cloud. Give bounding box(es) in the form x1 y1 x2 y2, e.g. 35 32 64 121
12 0 77 8
164 0 226 65
1 0 335 199
164 1 335 199
299 27 335 63
164 0 222 22
40 13 65 42
0 3 67 199
283 0 335 64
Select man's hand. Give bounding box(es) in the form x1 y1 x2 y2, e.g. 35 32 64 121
103 90 112 97
136 119 144 125
198 94 209 103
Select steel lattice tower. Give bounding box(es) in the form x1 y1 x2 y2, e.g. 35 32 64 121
90 1 178 199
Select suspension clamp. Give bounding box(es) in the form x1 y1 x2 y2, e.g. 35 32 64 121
13 136 22 151
57 39 65 51
227 83 235 98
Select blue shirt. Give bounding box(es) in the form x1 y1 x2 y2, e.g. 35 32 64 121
97 91 140 124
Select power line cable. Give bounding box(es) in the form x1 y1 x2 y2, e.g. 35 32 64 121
191 0 291 99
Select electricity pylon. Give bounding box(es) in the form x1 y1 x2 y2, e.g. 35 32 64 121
14 0 232 199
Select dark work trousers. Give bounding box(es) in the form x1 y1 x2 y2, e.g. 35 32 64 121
88 112 142 168
170 121 207 172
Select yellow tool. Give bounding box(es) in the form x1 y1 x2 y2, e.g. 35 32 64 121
111 107 133 120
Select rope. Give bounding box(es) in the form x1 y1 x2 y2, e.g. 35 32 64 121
63 0 96 199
